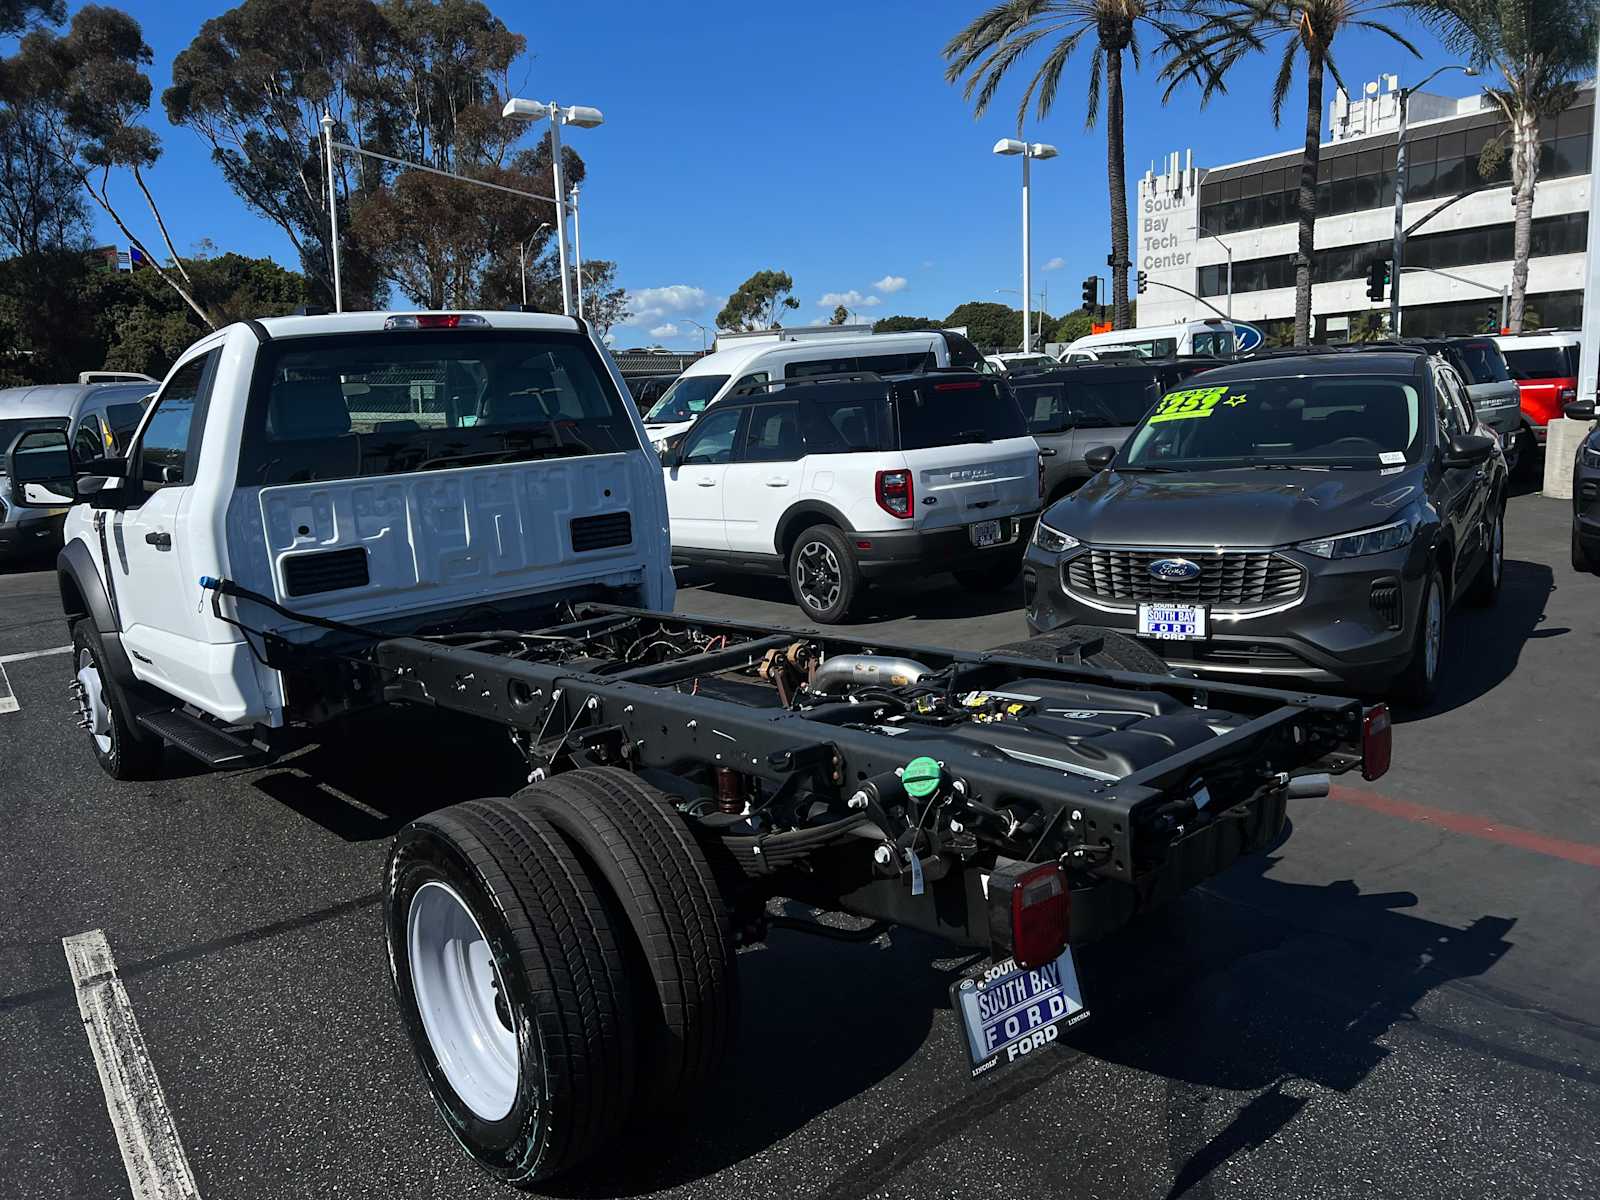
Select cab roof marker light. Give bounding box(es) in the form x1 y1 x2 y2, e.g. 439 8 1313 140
934 380 982 391
383 314 491 331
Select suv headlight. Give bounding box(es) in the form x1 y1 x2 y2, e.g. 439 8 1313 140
1033 520 1080 554
1296 509 1419 559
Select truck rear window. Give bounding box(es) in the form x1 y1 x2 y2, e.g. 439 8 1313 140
1502 345 1578 380
892 379 1028 449
238 330 641 486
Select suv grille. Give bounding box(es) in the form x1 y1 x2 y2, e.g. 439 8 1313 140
570 511 632 553
1065 548 1304 609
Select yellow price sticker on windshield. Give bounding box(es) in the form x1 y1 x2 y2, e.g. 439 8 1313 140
1149 385 1241 423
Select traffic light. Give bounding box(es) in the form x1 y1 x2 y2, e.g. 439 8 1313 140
1365 259 1390 303
1081 275 1098 308
1137 270 1148 295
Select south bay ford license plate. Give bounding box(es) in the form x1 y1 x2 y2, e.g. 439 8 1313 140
1138 602 1206 640
969 519 1003 547
952 949 1088 1078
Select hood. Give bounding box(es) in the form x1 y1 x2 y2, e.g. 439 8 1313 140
1047 465 1424 547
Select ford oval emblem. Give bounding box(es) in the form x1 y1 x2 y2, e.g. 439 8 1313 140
1148 557 1201 582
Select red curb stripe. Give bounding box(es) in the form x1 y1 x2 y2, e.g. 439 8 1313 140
1330 785 1600 869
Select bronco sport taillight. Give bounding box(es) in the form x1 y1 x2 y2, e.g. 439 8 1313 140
875 469 913 519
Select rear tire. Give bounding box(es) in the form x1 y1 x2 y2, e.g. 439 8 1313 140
71 620 162 780
1573 522 1598 575
1511 430 1539 482
1465 504 1503 606
517 767 736 1120
1391 568 1444 708
787 524 861 624
989 625 1173 675
385 800 637 1185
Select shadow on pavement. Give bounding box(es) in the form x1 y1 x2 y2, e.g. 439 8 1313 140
1399 557 1557 722
676 567 1023 624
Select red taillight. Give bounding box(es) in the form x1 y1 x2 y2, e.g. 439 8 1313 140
1009 863 1069 969
1560 386 1577 403
875 469 913 519
1362 703 1392 781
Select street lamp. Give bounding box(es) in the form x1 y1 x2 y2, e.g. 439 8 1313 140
502 98 605 317
519 222 551 308
1391 65 1477 334
682 318 710 353
995 286 1049 347
1191 225 1234 319
993 138 1058 353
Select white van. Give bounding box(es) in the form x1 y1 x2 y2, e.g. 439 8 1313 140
1060 318 1237 363
640 328 984 448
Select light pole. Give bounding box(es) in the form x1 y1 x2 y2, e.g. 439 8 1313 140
995 286 1048 348
519 221 551 308
1192 224 1233 319
569 185 583 318
993 138 1058 353
320 112 343 312
502 99 604 317
682 318 709 353
1391 65 1476 334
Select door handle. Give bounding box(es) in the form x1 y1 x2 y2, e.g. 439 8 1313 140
765 477 790 487
1038 447 1058 457
695 479 717 487
144 530 172 550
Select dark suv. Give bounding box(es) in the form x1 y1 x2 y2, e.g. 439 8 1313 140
1011 359 1223 505
1360 338 1523 468
1021 349 1506 704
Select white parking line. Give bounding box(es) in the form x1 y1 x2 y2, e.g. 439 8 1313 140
0 643 72 664
0 661 15 714
63 931 202 1200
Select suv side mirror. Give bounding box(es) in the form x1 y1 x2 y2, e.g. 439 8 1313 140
6 427 77 502
1084 444 1117 472
1564 399 1596 422
1442 433 1494 468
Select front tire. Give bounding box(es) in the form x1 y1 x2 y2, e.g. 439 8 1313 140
1391 568 1444 707
787 524 861 624
1572 522 1597 575
385 801 637 1185
71 620 162 780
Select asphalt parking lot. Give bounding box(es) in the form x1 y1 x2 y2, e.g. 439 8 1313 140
2 486 1597 1200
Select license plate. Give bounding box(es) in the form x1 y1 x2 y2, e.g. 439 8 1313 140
970 519 1003 547
1138 602 1206 640
951 948 1088 1078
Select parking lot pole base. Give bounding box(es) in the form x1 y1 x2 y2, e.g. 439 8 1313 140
1542 416 1591 500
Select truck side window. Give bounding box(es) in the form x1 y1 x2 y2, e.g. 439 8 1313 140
138 352 215 493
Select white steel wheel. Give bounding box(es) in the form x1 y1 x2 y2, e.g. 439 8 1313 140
407 880 519 1122
74 646 113 756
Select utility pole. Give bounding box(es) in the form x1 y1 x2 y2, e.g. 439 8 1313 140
321 112 343 312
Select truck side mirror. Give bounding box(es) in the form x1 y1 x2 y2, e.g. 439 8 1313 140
5 427 77 503
1083 444 1117 472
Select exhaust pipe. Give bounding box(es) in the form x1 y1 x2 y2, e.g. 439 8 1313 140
811 654 933 695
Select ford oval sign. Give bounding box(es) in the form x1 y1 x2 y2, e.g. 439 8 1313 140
1148 557 1202 582
1232 322 1264 354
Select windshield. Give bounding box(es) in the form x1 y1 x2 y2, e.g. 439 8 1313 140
0 417 69 472
645 374 728 424
894 379 1027 449
1191 330 1235 357
1502 346 1578 380
1014 376 1158 434
237 330 640 487
1122 375 1424 470
1449 341 1511 385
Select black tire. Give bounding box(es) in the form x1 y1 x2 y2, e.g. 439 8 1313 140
953 551 1024 593
1465 503 1503 606
70 620 163 780
1573 522 1598 575
1511 430 1539 482
1391 568 1444 708
517 767 736 1120
385 800 637 1185
787 524 862 624
989 625 1173 676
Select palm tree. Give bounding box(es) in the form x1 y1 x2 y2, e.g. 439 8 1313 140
1195 1 1421 344
943 2 1233 331
1411 1 1598 332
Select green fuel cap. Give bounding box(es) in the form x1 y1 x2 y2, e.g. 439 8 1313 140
902 756 942 799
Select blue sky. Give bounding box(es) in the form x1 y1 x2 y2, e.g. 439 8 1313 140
38 1 1474 349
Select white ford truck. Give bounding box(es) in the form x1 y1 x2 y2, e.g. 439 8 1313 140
11 310 1388 1186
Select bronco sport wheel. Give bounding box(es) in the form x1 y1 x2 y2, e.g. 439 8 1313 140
788 524 861 624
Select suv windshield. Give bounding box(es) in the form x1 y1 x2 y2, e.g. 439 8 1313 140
238 330 639 486
1014 374 1158 434
1123 374 1424 470
1448 341 1511 384
0 417 69 471
645 374 728 424
1502 345 1578 380
893 378 1027 449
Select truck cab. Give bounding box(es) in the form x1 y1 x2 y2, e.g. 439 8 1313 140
12 311 671 747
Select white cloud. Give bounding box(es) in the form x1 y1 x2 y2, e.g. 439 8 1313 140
629 284 709 321
1043 256 1066 271
922 260 935 269
817 289 883 309
873 274 908 294
649 323 680 338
